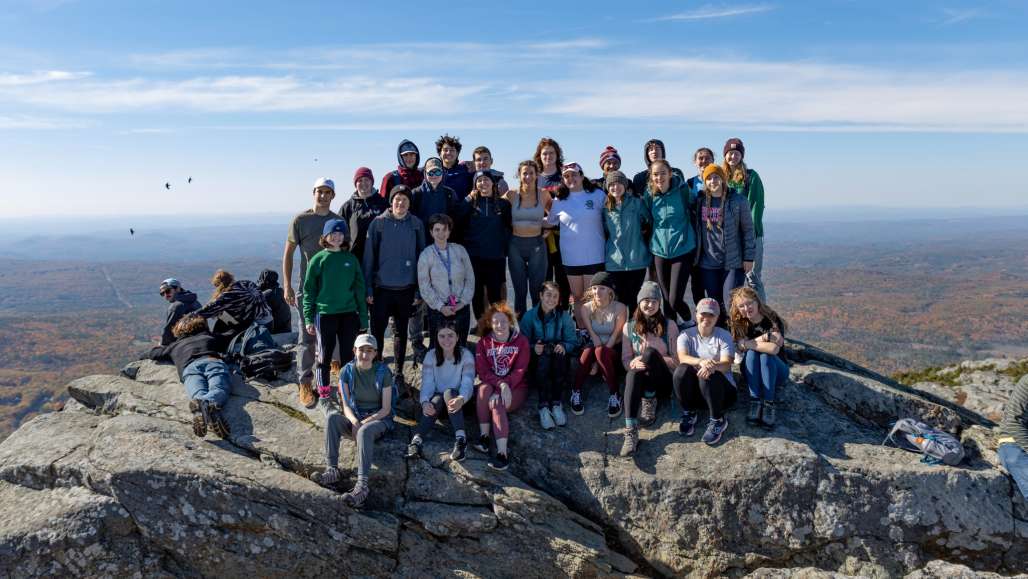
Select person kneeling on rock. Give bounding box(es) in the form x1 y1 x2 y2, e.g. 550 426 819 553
312 334 395 509
146 314 231 439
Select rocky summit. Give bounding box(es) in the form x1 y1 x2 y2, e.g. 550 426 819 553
0 339 1026 578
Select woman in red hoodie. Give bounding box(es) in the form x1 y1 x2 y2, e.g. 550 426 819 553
473 301 530 471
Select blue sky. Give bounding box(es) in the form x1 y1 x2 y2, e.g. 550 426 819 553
1 0 1027 217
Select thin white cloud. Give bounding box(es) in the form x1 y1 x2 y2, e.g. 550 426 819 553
0 114 90 129
0 70 90 86
647 4 774 22
940 7 985 25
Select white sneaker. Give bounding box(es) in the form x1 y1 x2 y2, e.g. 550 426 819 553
550 404 568 427
539 407 555 430
734 351 744 365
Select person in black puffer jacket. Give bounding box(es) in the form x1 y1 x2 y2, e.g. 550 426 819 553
257 269 292 334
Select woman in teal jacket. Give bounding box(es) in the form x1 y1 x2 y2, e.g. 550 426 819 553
643 159 698 324
602 170 651 314
520 282 578 430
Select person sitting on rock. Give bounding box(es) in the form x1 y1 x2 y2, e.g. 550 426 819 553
473 301 530 471
406 323 475 462
998 370 1028 500
257 269 292 335
312 334 395 509
521 282 577 430
620 281 679 457
146 314 231 439
729 286 788 430
574 272 628 418
158 278 200 346
673 298 737 446
195 269 273 350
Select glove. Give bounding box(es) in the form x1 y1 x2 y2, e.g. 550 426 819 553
317 385 333 399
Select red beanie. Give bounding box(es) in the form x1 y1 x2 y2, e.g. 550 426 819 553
723 138 745 158
353 166 374 187
599 146 621 170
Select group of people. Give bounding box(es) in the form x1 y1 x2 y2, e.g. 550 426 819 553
149 133 1028 510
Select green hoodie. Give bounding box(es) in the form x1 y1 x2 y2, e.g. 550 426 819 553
302 249 368 328
643 175 697 259
729 168 765 238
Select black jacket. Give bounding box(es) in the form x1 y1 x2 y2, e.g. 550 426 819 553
338 192 388 262
148 332 222 378
161 290 201 346
257 270 292 334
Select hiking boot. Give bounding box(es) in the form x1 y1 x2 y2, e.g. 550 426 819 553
761 402 777 430
702 417 728 446
539 407 556 431
189 399 207 437
619 426 639 457
747 400 763 425
471 434 491 454
311 466 341 486
550 404 568 427
569 389 585 415
607 393 623 418
488 452 510 471
450 436 467 462
342 483 370 508
204 402 231 439
405 439 422 460
639 396 658 427
679 411 698 437
298 380 317 409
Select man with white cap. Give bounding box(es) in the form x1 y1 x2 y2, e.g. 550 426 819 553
283 177 341 408
158 278 201 345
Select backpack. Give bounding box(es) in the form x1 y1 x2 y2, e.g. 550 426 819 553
239 348 293 380
225 322 278 358
883 418 965 466
225 323 290 380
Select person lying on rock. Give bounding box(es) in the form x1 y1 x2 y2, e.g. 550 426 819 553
406 323 475 462
673 298 737 446
312 334 395 509
729 286 788 430
146 314 231 439
473 301 530 471
998 370 1028 500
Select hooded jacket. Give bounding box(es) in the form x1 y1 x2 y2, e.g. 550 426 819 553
380 140 424 197
161 289 201 345
475 330 530 389
148 332 222 379
603 194 652 271
257 270 292 334
411 180 466 244
363 209 426 295
519 305 577 352
461 193 512 260
338 190 387 261
691 189 756 270
196 280 273 341
644 174 698 259
631 139 685 197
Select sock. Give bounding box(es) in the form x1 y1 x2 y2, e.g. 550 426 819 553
455 429 466 440
644 391 656 398
357 475 369 488
411 434 423 445
626 418 638 428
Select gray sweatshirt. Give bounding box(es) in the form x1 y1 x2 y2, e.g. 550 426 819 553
420 348 476 403
1000 378 1028 449
363 210 425 295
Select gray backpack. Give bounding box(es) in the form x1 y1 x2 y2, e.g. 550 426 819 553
883 418 965 466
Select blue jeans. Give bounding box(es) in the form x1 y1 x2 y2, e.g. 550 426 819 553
182 357 232 407
999 443 1028 499
697 267 745 327
743 350 788 402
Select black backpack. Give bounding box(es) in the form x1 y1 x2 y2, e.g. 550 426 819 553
239 349 293 381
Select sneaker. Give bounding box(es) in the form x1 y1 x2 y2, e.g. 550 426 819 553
342 483 370 508
450 437 467 462
734 351 745 365
761 402 777 430
679 411 698 437
551 404 568 427
702 417 728 445
189 399 207 437
607 393 623 418
311 466 341 486
488 452 510 471
471 434 491 454
204 402 231 439
619 426 639 457
405 439 422 459
298 380 317 409
569 389 584 415
747 400 763 425
539 407 556 430
639 396 658 427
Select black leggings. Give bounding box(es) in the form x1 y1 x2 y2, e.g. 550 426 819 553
314 312 360 390
653 251 695 322
470 257 506 318
371 286 415 368
624 347 674 419
532 351 569 408
672 364 738 420
609 269 647 315
547 247 572 309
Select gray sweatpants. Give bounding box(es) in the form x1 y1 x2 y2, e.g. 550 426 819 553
294 291 315 384
751 236 767 302
324 413 389 478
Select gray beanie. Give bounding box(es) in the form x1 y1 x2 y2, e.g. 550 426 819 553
637 280 662 305
604 170 631 192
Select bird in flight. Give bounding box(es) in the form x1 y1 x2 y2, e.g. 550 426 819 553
165 182 171 190
314 157 318 162
188 177 192 184
130 228 135 236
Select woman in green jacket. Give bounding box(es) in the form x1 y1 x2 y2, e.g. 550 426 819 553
723 138 766 300
643 159 698 325
602 170 651 314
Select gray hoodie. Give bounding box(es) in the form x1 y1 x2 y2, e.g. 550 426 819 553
362 209 425 295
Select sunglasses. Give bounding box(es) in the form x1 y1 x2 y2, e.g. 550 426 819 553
159 289 173 296
427 168 443 177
